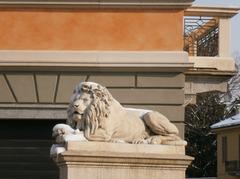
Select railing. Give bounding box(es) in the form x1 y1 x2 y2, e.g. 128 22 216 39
225 160 240 176
184 16 219 57
184 6 239 57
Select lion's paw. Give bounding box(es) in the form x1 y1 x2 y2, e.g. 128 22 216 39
110 139 126 143
132 139 148 144
52 124 75 144
146 136 162 145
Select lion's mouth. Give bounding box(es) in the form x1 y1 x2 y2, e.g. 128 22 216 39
73 111 84 115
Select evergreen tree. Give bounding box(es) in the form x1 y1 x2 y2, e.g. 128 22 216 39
185 91 225 177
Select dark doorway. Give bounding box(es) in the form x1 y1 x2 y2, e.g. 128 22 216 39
0 120 63 179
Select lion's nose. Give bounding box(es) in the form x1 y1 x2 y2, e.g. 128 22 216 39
74 104 79 107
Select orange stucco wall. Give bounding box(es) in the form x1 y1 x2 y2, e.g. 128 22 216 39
0 9 183 50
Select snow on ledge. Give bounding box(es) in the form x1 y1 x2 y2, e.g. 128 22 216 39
211 113 240 129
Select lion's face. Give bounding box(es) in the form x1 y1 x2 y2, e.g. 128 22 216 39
67 82 113 133
68 90 93 125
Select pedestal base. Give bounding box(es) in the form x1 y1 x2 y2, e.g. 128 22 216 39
54 142 193 179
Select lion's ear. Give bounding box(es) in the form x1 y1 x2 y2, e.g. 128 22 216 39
93 89 103 98
81 84 91 93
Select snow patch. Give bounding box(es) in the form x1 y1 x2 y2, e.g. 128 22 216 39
211 113 240 129
125 107 151 118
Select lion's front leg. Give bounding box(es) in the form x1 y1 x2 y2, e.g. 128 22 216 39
84 128 112 142
52 124 75 144
52 123 87 144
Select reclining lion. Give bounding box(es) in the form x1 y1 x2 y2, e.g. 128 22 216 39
54 82 186 146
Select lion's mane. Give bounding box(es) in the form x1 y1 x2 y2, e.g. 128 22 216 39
67 82 113 137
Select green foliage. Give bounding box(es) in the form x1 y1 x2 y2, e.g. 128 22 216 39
185 91 225 177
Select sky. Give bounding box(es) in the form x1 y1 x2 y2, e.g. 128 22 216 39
194 0 240 56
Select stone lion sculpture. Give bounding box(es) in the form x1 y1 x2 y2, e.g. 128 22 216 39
53 82 186 146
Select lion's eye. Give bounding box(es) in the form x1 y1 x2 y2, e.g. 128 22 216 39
83 98 88 102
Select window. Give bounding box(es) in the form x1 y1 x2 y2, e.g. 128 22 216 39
222 136 227 162
239 135 240 161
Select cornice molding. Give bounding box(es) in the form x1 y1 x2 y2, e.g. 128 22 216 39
185 6 240 18
0 0 194 9
0 50 193 72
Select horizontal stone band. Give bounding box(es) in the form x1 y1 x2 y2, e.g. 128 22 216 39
0 50 193 72
0 0 194 9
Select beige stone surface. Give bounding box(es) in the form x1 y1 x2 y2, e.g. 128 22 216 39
36 74 58 103
54 141 193 179
137 73 184 88
185 6 240 18
66 141 185 154
6 74 37 103
88 74 135 87
56 75 86 103
62 167 185 179
219 18 231 57
0 51 193 72
189 56 235 72
0 74 15 102
0 0 193 9
185 75 229 95
109 88 184 105
214 127 240 179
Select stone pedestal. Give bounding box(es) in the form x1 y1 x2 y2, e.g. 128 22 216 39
53 141 193 179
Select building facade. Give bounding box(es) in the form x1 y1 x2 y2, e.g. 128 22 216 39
0 0 238 178
212 114 240 179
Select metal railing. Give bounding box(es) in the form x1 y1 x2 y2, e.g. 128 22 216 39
225 160 240 176
184 16 219 57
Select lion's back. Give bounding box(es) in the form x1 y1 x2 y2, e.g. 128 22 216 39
109 106 147 142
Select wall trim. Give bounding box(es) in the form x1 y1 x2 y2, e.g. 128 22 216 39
185 6 240 17
0 0 193 9
188 56 236 72
0 104 67 119
0 50 193 72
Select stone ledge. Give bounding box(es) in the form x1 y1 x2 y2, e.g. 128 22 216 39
0 50 193 72
58 151 192 168
66 141 185 155
185 6 240 18
0 0 193 9
188 56 236 74
55 141 192 167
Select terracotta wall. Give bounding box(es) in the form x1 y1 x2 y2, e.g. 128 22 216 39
0 9 183 50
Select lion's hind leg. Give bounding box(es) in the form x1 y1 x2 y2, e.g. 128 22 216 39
161 134 187 146
143 111 179 136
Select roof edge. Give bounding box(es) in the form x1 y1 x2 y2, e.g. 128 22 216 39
185 5 240 17
0 0 194 9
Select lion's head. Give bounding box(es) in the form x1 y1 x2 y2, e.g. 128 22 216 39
67 82 113 137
